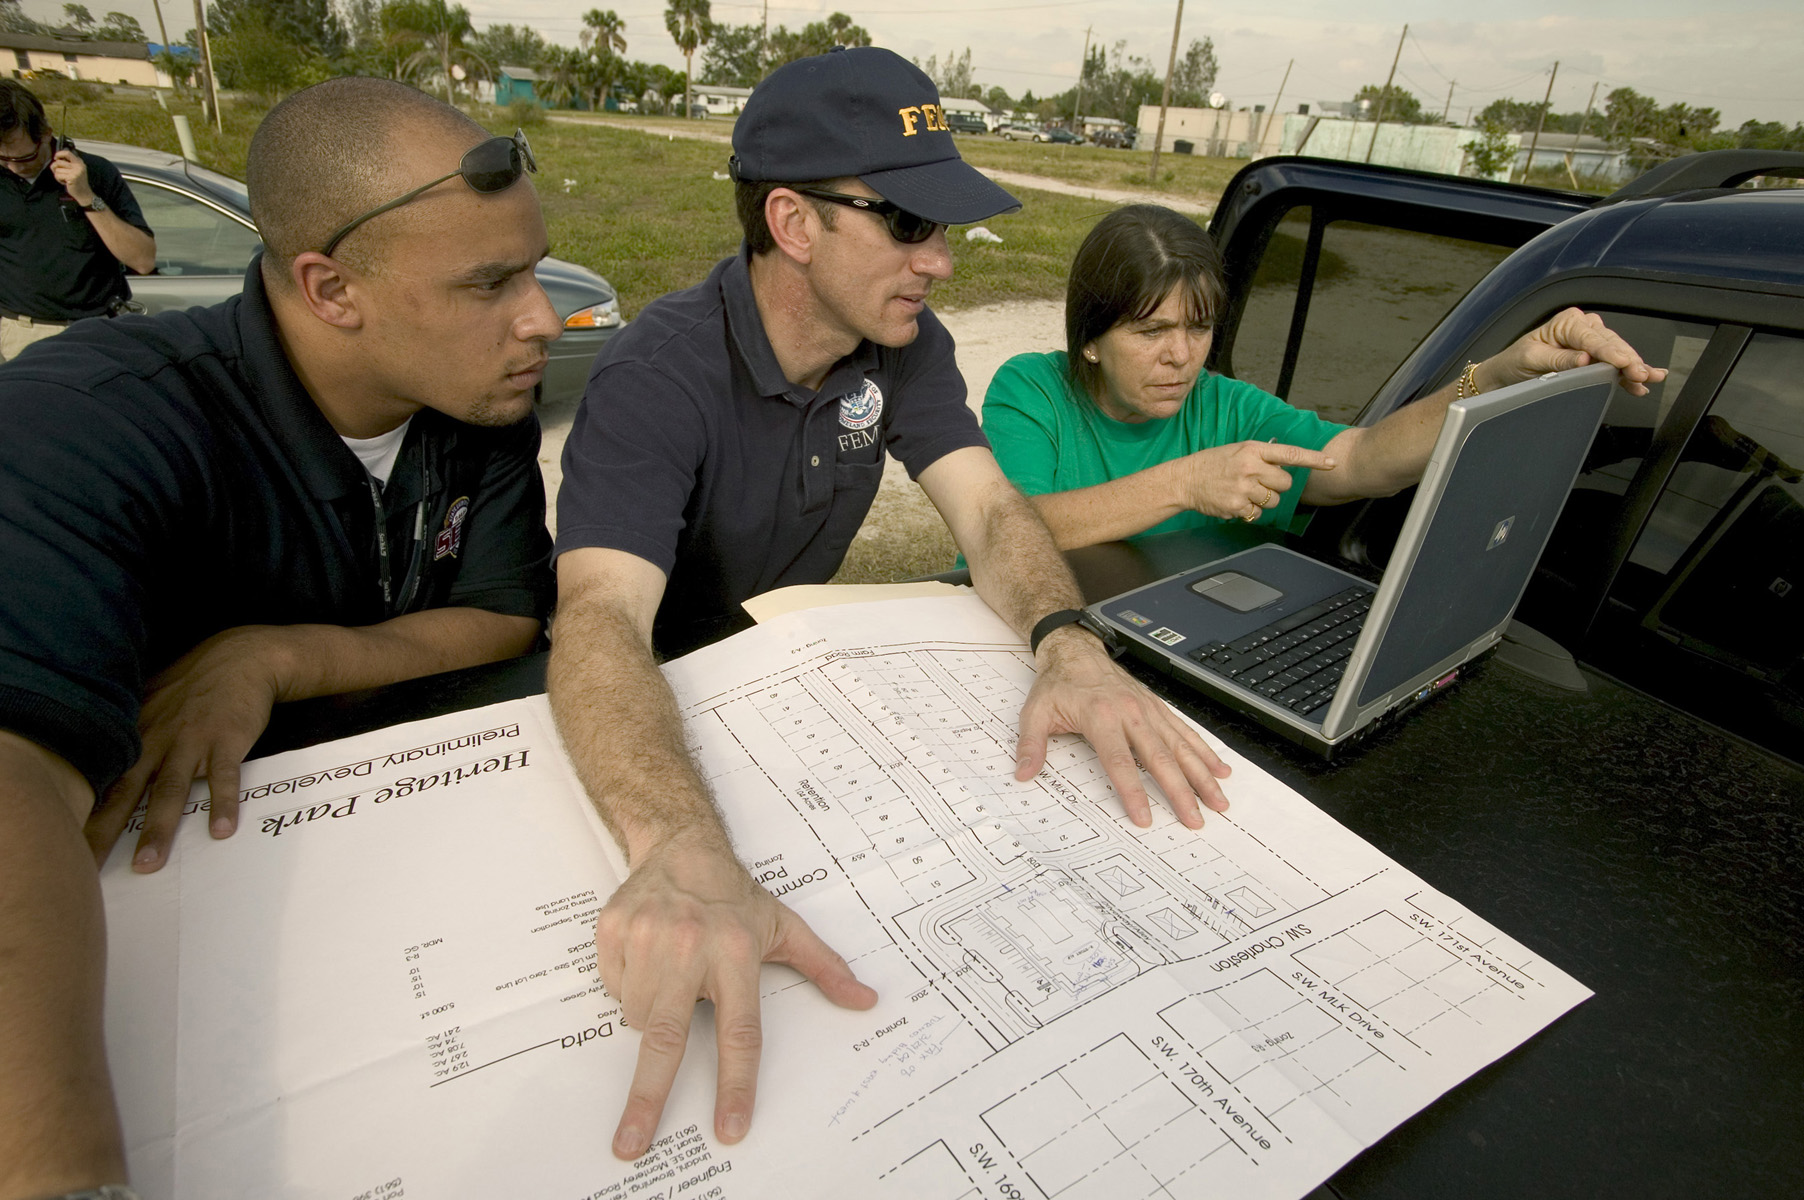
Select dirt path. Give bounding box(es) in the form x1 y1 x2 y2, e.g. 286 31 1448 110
550 114 1211 214
536 299 1065 580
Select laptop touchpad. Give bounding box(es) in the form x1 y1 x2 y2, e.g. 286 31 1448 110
1189 571 1284 612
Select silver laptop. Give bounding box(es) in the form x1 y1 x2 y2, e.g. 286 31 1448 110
1086 362 1618 757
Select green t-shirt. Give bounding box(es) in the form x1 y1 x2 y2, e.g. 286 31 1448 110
982 351 1347 538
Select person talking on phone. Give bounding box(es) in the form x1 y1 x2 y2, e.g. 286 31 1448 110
0 79 156 362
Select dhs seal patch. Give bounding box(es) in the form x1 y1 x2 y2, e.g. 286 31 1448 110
838 379 884 431
434 496 471 561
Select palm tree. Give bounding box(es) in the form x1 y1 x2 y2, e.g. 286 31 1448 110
385 0 479 104
536 45 582 109
663 0 710 120
579 8 626 111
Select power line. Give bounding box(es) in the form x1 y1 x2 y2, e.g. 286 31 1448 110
1400 28 1545 95
1405 29 1452 84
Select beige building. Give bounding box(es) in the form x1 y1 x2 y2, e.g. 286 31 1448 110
1135 104 1286 157
2 33 159 88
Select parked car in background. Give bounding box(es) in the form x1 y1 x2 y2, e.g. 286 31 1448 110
1091 126 1138 149
945 111 988 135
998 123 1042 141
92 140 623 407
1043 127 1083 145
1205 149 1804 761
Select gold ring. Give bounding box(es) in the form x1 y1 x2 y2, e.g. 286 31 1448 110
1243 503 1259 523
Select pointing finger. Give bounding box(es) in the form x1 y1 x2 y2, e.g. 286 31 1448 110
1258 442 1337 471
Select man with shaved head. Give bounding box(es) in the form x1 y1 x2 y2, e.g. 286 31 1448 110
0 78 558 1197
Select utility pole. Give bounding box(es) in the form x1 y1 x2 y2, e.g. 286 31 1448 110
1441 78 1455 123
1523 60 1559 182
760 0 769 78
1073 25 1092 138
148 0 180 96
192 0 220 132
1364 23 1407 163
1147 0 1184 184
1575 79 1599 142
1257 58 1292 155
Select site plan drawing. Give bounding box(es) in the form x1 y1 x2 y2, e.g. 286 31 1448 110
102 595 1591 1200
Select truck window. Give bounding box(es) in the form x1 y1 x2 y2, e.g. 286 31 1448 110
1564 313 1715 546
1623 331 1804 678
1226 207 1510 423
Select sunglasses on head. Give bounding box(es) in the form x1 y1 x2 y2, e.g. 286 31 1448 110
321 128 537 258
792 187 944 245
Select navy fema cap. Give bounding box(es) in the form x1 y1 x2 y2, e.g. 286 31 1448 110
730 46 1021 226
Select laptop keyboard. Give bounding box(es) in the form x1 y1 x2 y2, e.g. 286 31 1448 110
1186 587 1372 717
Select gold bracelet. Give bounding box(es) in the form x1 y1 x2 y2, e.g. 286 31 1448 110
1455 361 1481 400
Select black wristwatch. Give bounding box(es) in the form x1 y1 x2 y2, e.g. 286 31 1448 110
83 195 108 212
1029 608 1123 657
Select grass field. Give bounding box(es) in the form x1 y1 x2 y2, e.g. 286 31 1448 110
523 117 1145 317
590 111 1247 201
55 92 1234 319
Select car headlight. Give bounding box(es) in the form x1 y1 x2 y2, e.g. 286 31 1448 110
564 297 621 329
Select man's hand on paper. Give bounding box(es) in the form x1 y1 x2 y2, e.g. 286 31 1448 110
84 625 284 871
597 834 878 1160
1015 626 1231 829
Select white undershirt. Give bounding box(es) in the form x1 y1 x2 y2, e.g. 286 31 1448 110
340 417 413 486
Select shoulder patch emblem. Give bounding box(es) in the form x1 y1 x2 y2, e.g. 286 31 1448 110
838 379 884 431
434 495 471 561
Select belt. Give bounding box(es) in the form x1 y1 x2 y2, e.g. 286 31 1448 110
0 303 124 324
0 310 72 327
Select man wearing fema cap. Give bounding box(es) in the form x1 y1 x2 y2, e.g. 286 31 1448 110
550 46 1234 1159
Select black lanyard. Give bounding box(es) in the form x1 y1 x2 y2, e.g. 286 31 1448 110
365 451 430 618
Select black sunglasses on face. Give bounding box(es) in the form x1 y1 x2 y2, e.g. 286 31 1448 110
0 134 46 164
321 129 537 258
792 187 944 245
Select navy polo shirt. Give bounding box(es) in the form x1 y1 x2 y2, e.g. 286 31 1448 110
0 145 149 320
557 247 989 656
0 262 554 791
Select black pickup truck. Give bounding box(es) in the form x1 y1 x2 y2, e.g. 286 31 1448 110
1206 149 1804 764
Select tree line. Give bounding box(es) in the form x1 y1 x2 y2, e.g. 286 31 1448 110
1348 79 1801 156
885 38 1218 125
2 1 148 43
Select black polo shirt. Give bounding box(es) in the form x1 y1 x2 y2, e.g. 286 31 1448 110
0 262 554 791
556 247 989 655
0 144 149 320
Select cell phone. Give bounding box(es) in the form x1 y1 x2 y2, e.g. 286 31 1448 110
52 135 71 155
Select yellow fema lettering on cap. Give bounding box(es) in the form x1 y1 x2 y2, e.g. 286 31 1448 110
897 103 947 136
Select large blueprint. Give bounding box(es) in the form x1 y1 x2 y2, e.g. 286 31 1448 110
102 596 1590 1199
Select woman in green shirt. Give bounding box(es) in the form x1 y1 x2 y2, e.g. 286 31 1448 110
982 204 1665 548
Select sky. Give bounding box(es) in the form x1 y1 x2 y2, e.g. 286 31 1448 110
20 0 1802 127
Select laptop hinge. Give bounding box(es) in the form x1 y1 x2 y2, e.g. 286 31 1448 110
1496 620 1587 692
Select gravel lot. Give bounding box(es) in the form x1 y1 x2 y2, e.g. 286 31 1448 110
535 298 1065 581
